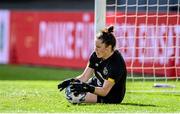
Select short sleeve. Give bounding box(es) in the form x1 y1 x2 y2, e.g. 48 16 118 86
88 52 96 69
107 63 123 83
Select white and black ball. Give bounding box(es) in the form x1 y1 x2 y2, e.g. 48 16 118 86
65 85 86 104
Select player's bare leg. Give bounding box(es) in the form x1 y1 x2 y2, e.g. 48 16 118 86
83 92 97 103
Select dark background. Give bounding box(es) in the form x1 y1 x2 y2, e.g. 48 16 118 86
0 0 179 12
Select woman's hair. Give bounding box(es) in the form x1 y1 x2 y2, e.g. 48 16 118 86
96 25 116 51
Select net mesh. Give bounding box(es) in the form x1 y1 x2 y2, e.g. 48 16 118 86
106 0 180 82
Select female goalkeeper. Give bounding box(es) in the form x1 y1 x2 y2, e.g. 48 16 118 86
58 26 127 104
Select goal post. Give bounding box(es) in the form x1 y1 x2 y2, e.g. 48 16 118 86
94 0 106 34
94 0 180 82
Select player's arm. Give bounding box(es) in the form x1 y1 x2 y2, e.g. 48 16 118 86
71 77 115 97
75 63 94 82
58 63 94 91
94 78 115 96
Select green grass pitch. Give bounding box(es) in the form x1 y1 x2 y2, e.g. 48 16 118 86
0 65 180 113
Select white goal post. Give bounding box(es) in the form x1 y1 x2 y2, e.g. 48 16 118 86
94 0 106 34
94 0 180 82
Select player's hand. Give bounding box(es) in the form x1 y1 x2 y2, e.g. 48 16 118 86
70 82 95 93
58 78 79 91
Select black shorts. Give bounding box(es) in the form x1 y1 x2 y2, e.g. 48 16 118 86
87 76 125 104
97 95 124 104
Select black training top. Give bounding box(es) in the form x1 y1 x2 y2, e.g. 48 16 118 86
88 50 127 100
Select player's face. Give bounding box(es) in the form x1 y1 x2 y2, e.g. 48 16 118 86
95 39 109 58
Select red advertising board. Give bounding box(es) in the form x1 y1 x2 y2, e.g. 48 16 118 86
9 11 179 77
107 12 180 77
10 11 94 68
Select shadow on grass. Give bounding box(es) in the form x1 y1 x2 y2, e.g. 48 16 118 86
121 102 157 107
68 102 157 107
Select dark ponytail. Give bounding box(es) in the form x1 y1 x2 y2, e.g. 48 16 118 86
97 25 116 51
107 25 114 33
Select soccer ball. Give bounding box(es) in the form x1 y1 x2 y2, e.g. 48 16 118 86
65 85 86 104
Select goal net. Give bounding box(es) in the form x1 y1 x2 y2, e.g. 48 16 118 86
95 0 180 92
95 0 180 93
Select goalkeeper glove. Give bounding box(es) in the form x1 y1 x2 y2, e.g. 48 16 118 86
70 82 95 93
57 78 80 91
